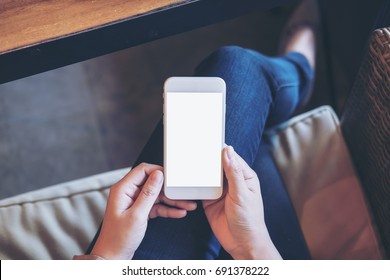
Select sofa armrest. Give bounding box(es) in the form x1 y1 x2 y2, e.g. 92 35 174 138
0 168 130 260
266 106 383 259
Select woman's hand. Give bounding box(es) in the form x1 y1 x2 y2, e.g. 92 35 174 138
203 146 281 260
91 163 197 260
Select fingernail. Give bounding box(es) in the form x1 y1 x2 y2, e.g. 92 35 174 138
226 146 235 161
152 171 163 184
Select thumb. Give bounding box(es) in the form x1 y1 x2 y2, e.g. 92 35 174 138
132 170 164 217
223 146 246 200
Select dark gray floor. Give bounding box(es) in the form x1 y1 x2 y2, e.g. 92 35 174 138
0 0 382 199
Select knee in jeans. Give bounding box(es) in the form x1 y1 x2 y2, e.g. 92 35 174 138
197 45 270 75
211 46 251 64
214 45 246 57
195 45 271 101
195 45 249 78
212 46 270 75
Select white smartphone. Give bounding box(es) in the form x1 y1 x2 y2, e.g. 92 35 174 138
163 77 226 200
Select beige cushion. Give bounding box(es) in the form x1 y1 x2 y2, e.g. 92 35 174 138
267 106 383 259
0 168 130 260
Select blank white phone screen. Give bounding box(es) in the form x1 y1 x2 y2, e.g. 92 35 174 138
165 92 223 187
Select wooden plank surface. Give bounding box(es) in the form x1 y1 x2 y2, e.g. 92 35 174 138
0 0 290 84
0 0 184 54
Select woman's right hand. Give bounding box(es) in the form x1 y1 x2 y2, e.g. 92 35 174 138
203 146 281 260
91 163 197 260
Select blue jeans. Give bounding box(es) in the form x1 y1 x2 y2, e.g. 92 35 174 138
87 46 313 259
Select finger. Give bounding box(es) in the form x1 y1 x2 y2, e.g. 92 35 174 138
107 183 141 215
131 170 164 217
159 195 197 211
149 204 187 219
224 146 256 181
231 149 260 192
222 146 246 201
116 163 163 189
224 143 256 180
108 163 162 213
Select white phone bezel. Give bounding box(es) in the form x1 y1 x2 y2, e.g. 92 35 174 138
163 77 226 200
